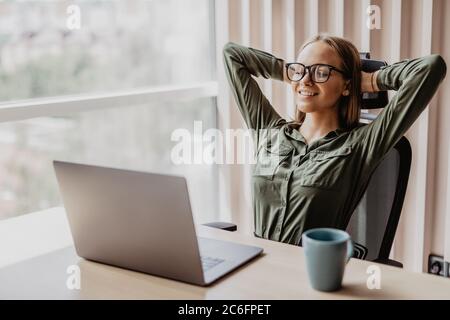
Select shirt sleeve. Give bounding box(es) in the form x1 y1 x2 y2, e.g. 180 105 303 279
355 54 447 168
222 42 286 131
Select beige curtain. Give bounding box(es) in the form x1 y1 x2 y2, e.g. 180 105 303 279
217 0 450 273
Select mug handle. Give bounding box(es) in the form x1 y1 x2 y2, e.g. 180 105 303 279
346 240 354 263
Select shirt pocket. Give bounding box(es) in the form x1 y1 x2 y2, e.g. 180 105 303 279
300 145 353 189
253 143 293 180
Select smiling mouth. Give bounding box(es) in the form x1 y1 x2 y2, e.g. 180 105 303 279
298 91 319 97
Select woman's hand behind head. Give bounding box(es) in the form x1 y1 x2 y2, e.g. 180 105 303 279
361 71 380 93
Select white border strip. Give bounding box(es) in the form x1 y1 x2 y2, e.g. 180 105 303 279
306 0 319 37
389 0 403 261
241 0 250 46
361 0 371 52
263 0 273 103
214 0 233 224
390 0 402 61
413 0 433 273
284 0 295 119
334 0 345 37
445 144 450 274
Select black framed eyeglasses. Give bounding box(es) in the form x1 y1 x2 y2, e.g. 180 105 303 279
285 63 348 83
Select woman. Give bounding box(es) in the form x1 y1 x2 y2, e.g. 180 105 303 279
223 34 447 245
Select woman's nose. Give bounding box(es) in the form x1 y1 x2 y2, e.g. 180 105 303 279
301 69 313 86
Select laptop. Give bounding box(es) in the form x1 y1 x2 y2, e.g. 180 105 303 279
53 160 263 286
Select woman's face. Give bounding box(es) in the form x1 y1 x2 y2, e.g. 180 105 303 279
291 41 350 115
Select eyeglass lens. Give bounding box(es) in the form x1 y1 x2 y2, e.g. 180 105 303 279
287 64 331 83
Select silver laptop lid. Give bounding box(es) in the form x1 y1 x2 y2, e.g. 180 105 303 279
53 160 205 284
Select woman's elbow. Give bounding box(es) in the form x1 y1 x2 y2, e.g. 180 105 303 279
223 42 237 58
427 54 447 81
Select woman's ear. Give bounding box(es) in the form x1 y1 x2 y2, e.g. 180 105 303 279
342 80 351 96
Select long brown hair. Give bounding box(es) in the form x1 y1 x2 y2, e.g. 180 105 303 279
294 34 362 130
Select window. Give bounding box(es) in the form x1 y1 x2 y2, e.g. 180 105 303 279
0 0 218 223
0 98 218 222
0 0 214 101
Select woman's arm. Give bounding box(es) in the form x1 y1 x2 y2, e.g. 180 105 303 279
361 70 380 93
356 55 447 166
223 42 286 131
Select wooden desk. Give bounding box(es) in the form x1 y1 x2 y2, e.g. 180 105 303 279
0 207 449 299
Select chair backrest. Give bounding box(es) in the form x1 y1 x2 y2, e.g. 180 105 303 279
345 53 412 265
359 52 389 110
347 135 411 262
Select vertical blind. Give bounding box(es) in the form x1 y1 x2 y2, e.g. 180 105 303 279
220 0 450 272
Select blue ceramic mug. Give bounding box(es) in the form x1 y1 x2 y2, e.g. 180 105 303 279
302 228 353 292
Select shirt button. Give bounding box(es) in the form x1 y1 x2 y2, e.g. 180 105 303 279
281 161 289 168
281 200 286 206
275 226 281 232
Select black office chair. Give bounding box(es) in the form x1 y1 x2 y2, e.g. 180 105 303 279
204 53 411 268
344 53 411 268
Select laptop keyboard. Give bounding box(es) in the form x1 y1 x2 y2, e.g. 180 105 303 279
200 256 225 271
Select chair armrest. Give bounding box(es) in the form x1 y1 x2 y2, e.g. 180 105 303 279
353 242 368 260
373 258 403 268
202 222 237 232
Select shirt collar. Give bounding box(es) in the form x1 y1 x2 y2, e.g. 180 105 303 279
284 123 345 143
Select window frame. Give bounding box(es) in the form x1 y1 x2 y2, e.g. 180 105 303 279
0 82 218 123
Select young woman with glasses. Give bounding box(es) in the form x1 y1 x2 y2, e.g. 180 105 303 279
223 34 446 245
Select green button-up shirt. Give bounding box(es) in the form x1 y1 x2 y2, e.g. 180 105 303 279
223 42 447 245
